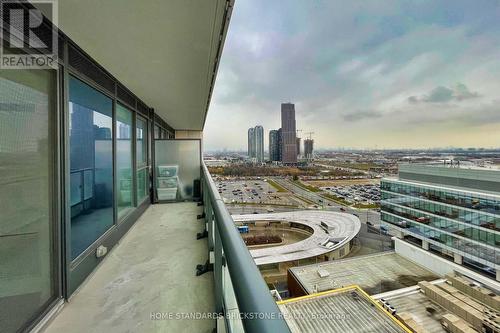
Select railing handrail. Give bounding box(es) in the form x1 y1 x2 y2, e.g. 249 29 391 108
202 163 291 333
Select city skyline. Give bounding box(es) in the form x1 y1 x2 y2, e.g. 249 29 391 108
204 0 500 150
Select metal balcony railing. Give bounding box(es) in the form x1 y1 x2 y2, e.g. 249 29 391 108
200 163 291 333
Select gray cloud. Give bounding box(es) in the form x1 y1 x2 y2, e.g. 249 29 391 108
205 0 500 150
408 83 480 104
343 110 381 122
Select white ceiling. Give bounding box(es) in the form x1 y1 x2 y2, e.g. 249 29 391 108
48 0 232 130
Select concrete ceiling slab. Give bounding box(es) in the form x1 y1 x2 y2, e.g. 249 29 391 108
51 0 232 130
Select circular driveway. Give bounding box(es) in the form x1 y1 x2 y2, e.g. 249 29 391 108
233 211 361 265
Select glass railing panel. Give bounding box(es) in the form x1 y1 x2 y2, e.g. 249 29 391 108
201 164 291 333
222 255 245 332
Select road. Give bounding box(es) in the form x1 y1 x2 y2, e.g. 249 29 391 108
271 177 381 225
226 204 302 215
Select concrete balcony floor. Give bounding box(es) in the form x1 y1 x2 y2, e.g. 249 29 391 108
44 202 214 333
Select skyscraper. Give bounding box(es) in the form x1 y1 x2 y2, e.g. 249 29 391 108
269 129 280 162
248 125 264 163
281 103 297 163
254 125 264 163
304 138 314 160
247 127 255 158
296 137 301 158
277 128 283 162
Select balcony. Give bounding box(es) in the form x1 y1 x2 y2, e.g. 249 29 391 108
0 2 291 331
41 163 290 333
45 202 214 332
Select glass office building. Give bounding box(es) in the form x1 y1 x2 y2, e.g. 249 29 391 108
381 164 500 281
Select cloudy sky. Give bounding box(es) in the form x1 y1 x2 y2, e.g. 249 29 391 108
204 0 500 150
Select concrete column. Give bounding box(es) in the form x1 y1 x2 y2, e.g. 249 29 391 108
453 253 463 265
496 269 500 282
422 240 429 250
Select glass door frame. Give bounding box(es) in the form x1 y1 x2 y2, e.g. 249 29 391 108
116 102 137 222
136 113 150 206
62 65 117 296
0 62 63 332
61 59 154 297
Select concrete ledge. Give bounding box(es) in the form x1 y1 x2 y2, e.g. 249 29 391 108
393 238 500 292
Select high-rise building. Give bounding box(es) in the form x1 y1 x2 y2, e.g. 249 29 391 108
281 103 297 164
247 127 255 158
381 164 500 281
248 125 264 162
277 128 283 162
254 125 264 163
296 137 301 157
269 129 280 162
304 139 314 159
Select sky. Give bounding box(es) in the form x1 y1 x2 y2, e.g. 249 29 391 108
204 0 500 151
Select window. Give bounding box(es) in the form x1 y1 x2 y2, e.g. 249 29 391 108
69 76 113 260
0 69 57 332
136 116 149 203
154 124 160 139
116 104 134 218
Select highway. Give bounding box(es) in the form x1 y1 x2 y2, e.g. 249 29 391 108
271 177 381 225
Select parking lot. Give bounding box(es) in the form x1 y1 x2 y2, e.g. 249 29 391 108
215 179 298 207
321 183 381 205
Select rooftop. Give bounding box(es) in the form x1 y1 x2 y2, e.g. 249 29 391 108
232 211 361 265
396 164 500 193
278 286 410 333
288 252 439 295
373 274 500 333
382 176 500 199
375 288 448 333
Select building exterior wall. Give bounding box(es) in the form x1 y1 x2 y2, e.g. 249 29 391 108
277 128 283 162
296 137 301 157
394 238 500 287
269 130 280 162
398 164 500 193
175 130 202 139
304 139 314 159
248 126 264 162
281 103 297 164
254 125 264 163
247 127 255 158
381 167 500 280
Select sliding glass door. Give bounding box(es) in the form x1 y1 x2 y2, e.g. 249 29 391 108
136 115 149 204
68 76 114 260
0 69 58 333
116 104 134 218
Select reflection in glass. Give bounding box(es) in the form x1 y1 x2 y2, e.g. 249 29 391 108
136 116 149 203
0 69 56 333
116 104 133 218
69 76 113 260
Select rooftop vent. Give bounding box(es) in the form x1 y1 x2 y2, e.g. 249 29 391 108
317 269 330 278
